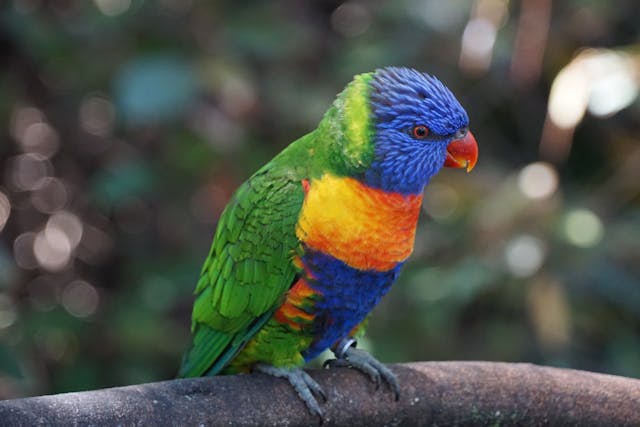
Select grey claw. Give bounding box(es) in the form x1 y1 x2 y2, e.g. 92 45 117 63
357 359 381 387
317 385 328 402
302 369 327 402
330 344 400 400
254 363 326 417
363 353 399 398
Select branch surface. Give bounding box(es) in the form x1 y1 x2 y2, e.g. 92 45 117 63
1 361 639 426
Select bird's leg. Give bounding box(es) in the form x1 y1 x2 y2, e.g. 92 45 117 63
253 363 327 417
324 337 400 400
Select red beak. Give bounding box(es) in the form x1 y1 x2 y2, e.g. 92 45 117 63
444 130 478 172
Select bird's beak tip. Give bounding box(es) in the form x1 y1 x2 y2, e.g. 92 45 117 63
444 131 478 172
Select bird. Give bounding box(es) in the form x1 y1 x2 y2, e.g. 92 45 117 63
178 66 478 417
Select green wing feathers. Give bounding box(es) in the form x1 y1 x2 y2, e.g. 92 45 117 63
179 158 306 377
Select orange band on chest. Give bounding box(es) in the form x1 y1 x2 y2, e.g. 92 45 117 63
296 174 422 271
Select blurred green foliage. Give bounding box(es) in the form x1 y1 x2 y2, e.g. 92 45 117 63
0 0 639 399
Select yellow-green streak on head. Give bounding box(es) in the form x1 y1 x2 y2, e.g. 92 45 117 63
312 72 376 177
341 72 374 168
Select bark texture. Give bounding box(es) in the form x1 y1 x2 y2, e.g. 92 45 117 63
1 361 638 426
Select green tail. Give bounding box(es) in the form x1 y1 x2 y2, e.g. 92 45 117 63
178 326 234 377
178 310 275 378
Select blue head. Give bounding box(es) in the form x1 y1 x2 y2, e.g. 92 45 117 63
363 67 473 194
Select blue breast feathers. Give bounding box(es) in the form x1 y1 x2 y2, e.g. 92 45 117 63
300 247 402 361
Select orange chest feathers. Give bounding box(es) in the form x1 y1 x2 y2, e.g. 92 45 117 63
295 174 423 271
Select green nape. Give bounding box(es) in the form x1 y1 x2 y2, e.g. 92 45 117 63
340 72 375 172
269 72 376 181
312 71 376 178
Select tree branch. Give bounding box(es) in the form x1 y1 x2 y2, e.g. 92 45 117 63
1 362 639 426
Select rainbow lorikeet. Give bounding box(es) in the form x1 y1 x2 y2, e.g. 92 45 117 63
179 67 478 416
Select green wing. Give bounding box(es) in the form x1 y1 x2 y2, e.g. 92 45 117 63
178 158 306 378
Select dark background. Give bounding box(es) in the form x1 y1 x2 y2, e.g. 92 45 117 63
1 0 639 398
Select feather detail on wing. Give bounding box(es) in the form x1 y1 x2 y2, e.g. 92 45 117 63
179 164 306 377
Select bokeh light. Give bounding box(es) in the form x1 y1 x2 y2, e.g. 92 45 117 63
5 154 53 192
79 95 116 137
586 51 638 117
504 235 546 277
11 106 44 139
547 49 639 130
461 18 497 70
517 162 558 200
61 280 99 318
33 227 72 272
459 0 508 74
412 0 469 33
47 212 83 250
93 0 131 16
423 183 460 221
30 212 84 272
13 232 38 270
30 178 69 213
11 107 60 158
0 294 17 329
21 122 60 158
563 209 604 248
0 191 10 233
547 63 590 130
330 2 371 38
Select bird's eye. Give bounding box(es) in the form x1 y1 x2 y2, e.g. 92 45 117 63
412 125 429 139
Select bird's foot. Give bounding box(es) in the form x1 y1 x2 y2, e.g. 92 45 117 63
324 338 400 400
253 363 327 418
